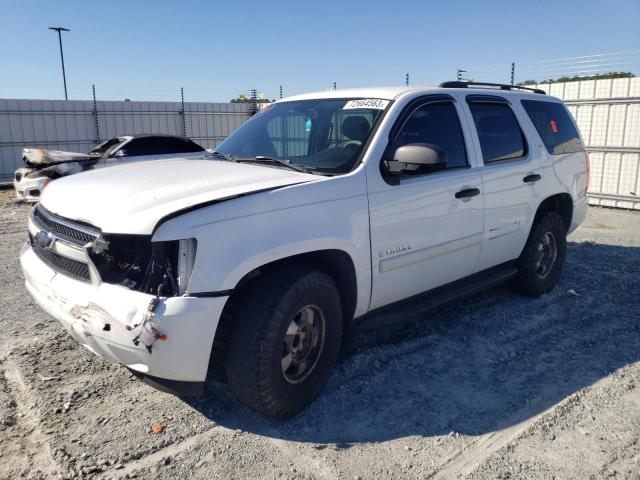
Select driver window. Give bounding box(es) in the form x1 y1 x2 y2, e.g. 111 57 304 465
390 102 468 170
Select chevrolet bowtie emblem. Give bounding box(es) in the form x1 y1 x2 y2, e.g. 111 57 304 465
34 230 54 249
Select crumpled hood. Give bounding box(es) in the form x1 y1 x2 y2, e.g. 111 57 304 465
40 157 317 234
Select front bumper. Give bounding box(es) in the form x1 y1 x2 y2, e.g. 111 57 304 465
20 241 228 387
14 169 47 202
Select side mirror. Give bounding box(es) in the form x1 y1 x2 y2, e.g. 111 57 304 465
385 144 447 175
114 149 127 157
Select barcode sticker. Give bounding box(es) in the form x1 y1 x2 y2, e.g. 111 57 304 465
343 99 390 110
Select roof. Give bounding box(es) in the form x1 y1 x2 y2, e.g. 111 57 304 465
126 133 192 140
283 86 424 102
280 84 558 102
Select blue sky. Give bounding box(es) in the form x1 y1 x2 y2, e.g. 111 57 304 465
1 0 639 102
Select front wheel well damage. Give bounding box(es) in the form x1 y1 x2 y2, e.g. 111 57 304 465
206 249 358 383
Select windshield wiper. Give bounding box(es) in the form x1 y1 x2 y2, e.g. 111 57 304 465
238 156 313 174
209 150 236 162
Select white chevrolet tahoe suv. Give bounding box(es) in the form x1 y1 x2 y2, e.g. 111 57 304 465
20 82 589 418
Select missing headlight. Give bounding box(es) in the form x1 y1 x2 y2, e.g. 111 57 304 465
88 235 195 296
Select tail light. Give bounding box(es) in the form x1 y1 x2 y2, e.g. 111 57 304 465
584 150 590 193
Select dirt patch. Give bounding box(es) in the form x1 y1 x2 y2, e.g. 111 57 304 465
1 189 639 479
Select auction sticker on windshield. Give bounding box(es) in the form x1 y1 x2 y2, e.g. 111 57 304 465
343 99 390 110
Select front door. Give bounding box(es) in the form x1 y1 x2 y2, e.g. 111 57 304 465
367 96 484 310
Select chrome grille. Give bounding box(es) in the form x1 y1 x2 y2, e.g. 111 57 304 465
32 205 99 246
29 233 91 281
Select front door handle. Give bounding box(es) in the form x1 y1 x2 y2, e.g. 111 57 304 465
523 174 542 183
455 188 480 199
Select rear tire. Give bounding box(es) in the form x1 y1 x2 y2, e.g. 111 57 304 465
225 266 343 418
510 212 567 297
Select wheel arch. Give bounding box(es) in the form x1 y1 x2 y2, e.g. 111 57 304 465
207 249 358 381
533 192 573 231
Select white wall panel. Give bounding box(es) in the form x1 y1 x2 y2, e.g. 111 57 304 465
606 104 627 146
624 104 640 147
0 99 251 179
595 79 613 98
578 80 596 99
611 77 631 97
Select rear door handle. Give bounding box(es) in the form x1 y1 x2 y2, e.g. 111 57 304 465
455 188 480 199
523 174 542 183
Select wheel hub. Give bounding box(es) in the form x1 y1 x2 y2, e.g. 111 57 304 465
281 305 325 384
535 231 557 278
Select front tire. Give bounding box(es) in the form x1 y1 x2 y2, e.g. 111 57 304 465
225 266 343 418
510 212 567 297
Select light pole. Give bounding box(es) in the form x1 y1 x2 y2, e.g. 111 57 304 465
49 27 70 100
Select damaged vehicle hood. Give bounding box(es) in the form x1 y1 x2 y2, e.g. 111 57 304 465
22 148 93 167
40 157 318 234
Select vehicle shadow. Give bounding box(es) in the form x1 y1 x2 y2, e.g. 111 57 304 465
185 241 640 444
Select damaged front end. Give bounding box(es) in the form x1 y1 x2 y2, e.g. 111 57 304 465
22 204 218 391
29 204 196 297
88 235 196 353
89 234 196 298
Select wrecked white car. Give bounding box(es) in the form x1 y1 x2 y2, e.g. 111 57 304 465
21 83 588 418
14 134 205 202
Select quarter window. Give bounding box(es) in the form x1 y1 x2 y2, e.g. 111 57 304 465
469 103 526 163
388 102 468 170
521 100 584 154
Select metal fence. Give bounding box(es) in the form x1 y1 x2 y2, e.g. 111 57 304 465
0 99 252 181
526 77 640 210
3 80 640 210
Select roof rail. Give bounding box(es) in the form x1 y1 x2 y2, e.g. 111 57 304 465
439 81 546 95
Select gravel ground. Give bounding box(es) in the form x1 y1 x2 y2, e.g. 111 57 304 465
0 188 639 480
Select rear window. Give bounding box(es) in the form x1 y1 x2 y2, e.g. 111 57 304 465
121 137 204 156
521 100 584 155
469 103 526 163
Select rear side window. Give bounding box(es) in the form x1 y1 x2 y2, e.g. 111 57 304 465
469 103 526 163
521 100 584 154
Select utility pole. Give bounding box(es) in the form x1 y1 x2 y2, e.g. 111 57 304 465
405 73 409 86
180 87 186 137
249 89 258 115
510 62 515 86
456 69 467 82
49 27 70 100
92 84 100 143
279 85 283 99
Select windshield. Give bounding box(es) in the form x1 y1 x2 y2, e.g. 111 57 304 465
214 98 390 174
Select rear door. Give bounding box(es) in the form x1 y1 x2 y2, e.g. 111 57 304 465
367 95 484 309
463 95 540 271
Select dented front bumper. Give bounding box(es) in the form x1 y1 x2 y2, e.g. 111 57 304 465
20 241 227 391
